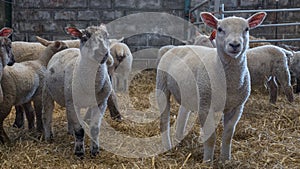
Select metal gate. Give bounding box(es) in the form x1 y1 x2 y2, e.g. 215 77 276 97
189 0 300 45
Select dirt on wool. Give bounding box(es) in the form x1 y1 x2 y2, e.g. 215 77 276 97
0 69 299 169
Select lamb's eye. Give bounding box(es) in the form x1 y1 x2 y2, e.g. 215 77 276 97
217 27 223 32
245 27 249 32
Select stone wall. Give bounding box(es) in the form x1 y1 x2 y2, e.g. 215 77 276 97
10 0 300 70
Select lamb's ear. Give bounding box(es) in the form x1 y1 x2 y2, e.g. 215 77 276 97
200 12 218 29
209 30 216 41
0 27 13 37
117 37 124 42
0 85 3 103
54 41 61 48
248 12 267 29
65 27 83 38
36 36 51 46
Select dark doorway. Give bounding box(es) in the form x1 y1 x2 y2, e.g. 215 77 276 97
0 0 12 28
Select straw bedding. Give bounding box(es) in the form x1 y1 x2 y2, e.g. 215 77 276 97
0 69 299 169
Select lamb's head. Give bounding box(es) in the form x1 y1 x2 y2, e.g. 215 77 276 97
0 27 14 67
200 12 266 59
0 27 14 103
65 24 110 64
194 34 214 48
36 36 68 52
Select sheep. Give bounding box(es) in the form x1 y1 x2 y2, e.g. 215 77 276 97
12 36 122 129
156 12 266 162
0 27 15 103
108 39 133 92
12 36 70 130
289 51 300 93
246 45 294 104
0 33 67 143
12 39 79 63
192 29 294 104
42 25 112 157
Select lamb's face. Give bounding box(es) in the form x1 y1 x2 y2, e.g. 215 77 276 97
65 25 110 64
0 37 14 67
81 26 110 64
200 12 266 60
216 17 249 59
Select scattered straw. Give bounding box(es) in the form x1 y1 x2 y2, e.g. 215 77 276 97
0 69 299 168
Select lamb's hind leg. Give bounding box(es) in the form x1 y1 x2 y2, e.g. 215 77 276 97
13 106 25 128
107 89 122 121
175 106 191 143
267 76 278 104
220 105 244 162
0 106 12 143
42 87 55 141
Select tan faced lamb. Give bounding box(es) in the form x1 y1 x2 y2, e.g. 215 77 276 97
42 25 112 157
0 32 67 143
12 39 79 63
156 12 266 162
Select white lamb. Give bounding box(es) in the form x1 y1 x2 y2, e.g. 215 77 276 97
156 12 266 163
42 25 112 157
247 45 294 103
192 30 294 104
0 27 67 142
108 38 133 92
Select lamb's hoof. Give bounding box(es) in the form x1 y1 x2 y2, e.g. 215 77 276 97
90 149 100 157
75 149 85 159
112 115 122 122
13 122 24 129
45 133 54 143
75 143 85 158
0 135 10 144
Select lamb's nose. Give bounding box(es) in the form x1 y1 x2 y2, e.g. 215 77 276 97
229 43 241 51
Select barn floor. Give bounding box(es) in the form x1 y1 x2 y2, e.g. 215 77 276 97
1 70 299 169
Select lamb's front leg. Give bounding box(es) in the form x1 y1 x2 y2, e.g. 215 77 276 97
89 104 106 157
221 105 244 162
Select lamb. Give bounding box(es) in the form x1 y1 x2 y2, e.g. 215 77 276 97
289 51 300 92
108 38 133 92
12 39 79 62
156 31 216 67
0 27 15 104
0 32 67 142
12 36 70 130
192 29 294 104
42 25 112 157
156 12 266 162
13 36 122 129
247 45 294 103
